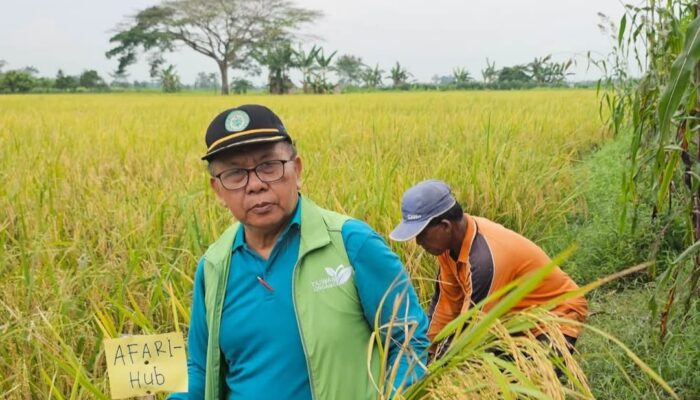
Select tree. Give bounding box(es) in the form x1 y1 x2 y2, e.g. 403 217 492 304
452 67 472 85
194 71 219 90
21 66 39 76
0 70 35 93
292 45 320 93
388 61 411 87
543 59 573 85
334 54 364 87
497 65 530 83
361 64 384 88
106 0 321 95
527 55 551 84
527 55 572 85
159 64 181 92
0 60 6 73
231 78 253 94
309 48 336 93
481 58 498 83
78 70 107 89
34 77 55 91
109 71 131 88
55 70 78 91
133 80 153 88
254 38 296 94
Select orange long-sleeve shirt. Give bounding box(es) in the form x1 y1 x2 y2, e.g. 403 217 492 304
427 214 588 340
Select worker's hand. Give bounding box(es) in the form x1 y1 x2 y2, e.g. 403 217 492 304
427 350 436 365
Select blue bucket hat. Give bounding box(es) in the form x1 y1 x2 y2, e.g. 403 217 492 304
389 179 457 242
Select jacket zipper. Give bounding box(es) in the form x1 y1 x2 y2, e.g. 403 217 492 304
291 253 318 400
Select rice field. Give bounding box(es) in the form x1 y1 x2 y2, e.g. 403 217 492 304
0 90 608 398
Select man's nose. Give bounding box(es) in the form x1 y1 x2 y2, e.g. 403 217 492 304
245 170 268 192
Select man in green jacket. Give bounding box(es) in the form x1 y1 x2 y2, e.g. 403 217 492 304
169 104 429 400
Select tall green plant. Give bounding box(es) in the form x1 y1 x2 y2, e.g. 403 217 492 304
159 64 181 93
253 39 296 94
292 45 321 94
452 67 472 85
596 1 700 333
388 62 411 87
310 48 337 94
362 64 384 88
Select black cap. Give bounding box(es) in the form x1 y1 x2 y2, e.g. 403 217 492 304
202 104 291 161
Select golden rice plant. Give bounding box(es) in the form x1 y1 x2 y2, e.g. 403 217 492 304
371 250 678 400
0 90 642 398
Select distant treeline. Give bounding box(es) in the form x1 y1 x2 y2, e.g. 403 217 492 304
1 0 598 95
0 59 597 95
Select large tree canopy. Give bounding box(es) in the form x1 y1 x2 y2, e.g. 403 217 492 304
106 0 321 94
334 54 364 87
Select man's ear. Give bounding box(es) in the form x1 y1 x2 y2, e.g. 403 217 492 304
439 219 453 233
210 177 227 207
293 155 303 190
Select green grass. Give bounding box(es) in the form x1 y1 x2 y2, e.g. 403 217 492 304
544 130 700 398
579 287 700 399
542 130 685 286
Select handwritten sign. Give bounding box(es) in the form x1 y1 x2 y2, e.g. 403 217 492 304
104 332 188 399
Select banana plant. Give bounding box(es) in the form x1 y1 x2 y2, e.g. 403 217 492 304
310 48 337 93
388 62 411 87
292 45 321 94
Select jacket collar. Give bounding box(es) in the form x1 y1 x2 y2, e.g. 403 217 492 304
298 196 331 256
231 198 302 253
456 214 477 265
205 195 329 266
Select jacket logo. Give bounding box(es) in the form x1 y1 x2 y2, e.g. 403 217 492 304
311 265 353 292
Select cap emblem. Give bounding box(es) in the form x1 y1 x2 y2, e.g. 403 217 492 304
224 110 250 132
406 213 422 221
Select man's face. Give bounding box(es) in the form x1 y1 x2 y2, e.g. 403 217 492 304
209 141 302 233
415 221 452 256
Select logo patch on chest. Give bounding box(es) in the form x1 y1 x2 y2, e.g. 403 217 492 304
311 265 354 292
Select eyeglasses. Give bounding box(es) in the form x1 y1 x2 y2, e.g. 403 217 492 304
214 159 294 191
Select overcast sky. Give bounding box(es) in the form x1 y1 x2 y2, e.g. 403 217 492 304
0 0 628 85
